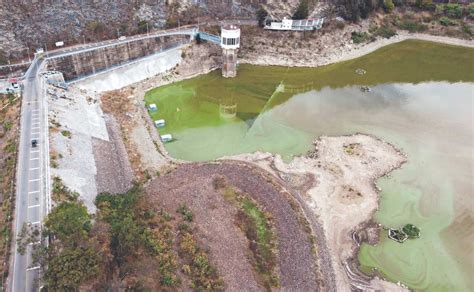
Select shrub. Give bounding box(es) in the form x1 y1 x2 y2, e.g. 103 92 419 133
444 4 462 18
256 7 269 27
176 204 194 222
461 22 473 36
351 31 369 44
374 25 397 38
61 130 71 138
292 0 309 20
439 16 456 26
384 0 395 13
467 4 474 19
399 20 428 32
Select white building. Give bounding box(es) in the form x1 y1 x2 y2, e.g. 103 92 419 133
265 17 324 31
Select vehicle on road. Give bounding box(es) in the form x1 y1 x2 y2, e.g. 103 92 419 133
31 139 37 148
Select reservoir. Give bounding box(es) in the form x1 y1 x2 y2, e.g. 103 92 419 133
145 40 473 291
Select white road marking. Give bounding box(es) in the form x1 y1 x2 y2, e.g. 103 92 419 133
30 150 39 153
29 167 40 171
31 127 40 130
28 204 40 209
29 178 40 182
30 221 41 225
28 190 40 194
28 241 41 246
32 123 39 126
30 157 39 161
26 266 40 271
31 131 40 135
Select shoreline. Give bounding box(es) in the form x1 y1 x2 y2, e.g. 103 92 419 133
239 30 474 68
220 133 408 291
93 32 471 291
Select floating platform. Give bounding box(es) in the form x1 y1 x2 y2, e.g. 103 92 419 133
161 134 173 142
148 103 157 112
154 119 165 128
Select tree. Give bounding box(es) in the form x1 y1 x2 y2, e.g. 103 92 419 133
293 0 309 20
256 7 269 27
45 202 91 243
44 246 101 290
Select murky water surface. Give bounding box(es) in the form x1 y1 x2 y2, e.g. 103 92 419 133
145 40 474 291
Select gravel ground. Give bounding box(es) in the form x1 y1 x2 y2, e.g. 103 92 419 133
92 114 133 195
48 86 109 212
147 161 320 291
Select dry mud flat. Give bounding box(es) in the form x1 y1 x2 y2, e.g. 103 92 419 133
147 162 321 291
229 134 408 291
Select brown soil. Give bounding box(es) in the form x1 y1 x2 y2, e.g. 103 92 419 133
146 161 321 291
0 94 21 286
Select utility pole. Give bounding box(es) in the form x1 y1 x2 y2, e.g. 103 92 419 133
83 35 86 45
116 28 120 38
44 43 48 57
146 22 149 35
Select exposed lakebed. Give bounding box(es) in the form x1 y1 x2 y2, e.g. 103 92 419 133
145 40 473 291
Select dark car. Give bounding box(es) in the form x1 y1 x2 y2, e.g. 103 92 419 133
31 139 38 148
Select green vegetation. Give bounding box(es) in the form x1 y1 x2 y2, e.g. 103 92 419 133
52 176 78 203
439 16 456 27
292 0 309 20
256 7 269 27
402 224 421 238
44 246 101 291
383 0 395 13
176 207 224 290
3 140 16 153
176 204 194 222
33 199 100 290
60 130 71 138
351 31 369 44
0 50 7 65
2 121 12 132
137 20 149 34
214 177 279 289
45 202 91 241
373 25 397 39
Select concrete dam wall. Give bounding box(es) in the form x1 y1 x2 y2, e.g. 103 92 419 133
46 35 189 81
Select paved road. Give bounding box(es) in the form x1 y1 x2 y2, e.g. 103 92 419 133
11 58 47 291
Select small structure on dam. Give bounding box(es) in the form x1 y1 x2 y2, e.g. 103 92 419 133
220 25 241 78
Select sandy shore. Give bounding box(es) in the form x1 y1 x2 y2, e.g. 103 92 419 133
225 134 408 291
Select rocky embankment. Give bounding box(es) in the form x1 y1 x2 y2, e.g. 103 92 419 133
0 0 302 62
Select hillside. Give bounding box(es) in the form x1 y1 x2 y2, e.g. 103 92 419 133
0 0 303 62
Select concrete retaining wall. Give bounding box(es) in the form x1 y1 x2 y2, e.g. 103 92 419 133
46 35 188 81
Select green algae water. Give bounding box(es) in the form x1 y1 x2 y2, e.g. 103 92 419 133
145 40 474 291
